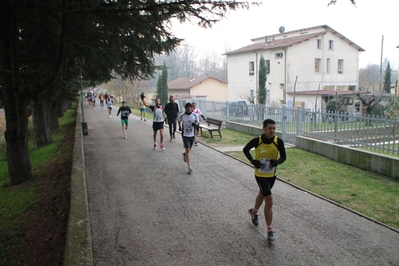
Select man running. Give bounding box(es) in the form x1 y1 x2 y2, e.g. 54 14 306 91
144 97 166 150
117 101 132 139
164 95 180 142
106 96 113 118
242 118 286 242
178 102 198 173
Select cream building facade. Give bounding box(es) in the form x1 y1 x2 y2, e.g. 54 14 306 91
167 76 228 102
225 25 365 110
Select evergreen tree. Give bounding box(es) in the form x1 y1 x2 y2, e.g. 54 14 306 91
383 61 392 93
0 0 252 185
160 62 169 107
258 55 268 104
156 62 169 106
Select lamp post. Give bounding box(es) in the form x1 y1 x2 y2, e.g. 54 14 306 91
76 57 88 135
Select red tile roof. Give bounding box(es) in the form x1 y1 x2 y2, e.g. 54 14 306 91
225 25 364 55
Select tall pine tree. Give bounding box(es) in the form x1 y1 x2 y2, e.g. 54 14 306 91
258 55 268 104
383 61 392 93
156 62 169 107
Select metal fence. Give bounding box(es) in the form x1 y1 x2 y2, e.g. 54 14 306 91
177 98 399 156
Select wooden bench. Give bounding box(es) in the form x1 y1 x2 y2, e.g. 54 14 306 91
199 118 222 138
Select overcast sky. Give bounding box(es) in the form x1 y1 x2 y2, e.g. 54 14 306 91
171 0 399 69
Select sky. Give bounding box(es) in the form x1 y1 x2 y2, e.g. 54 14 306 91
171 0 399 69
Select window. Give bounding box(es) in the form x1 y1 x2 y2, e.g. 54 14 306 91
317 39 321 49
266 60 270 74
326 58 330 74
315 58 321 73
329 40 334 50
249 61 254 75
338 59 344 73
275 53 283 58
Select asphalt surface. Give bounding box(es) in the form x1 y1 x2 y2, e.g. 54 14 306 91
83 103 399 266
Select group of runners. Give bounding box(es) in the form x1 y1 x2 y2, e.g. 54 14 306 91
90 93 287 242
140 95 205 174
132 96 287 241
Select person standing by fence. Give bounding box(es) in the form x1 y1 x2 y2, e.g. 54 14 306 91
138 93 147 121
191 102 205 146
243 118 287 242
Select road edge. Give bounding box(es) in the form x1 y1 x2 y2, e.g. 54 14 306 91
63 99 93 266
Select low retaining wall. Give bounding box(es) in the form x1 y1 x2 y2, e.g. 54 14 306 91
296 137 399 179
64 100 93 266
226 121 399 179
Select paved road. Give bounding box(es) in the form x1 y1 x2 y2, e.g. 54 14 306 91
83 103 399 266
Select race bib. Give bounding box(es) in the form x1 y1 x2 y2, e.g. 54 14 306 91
258 158 274 173
184 123 194 134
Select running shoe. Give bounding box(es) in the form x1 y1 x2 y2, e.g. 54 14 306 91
124 134 127 139
160 144 165 151
188 165 193 172
248 208 259 226
267 231 275 241
144 118 146 121
153 143 157 150
141 117 143 120
183 152 186 162
194 141 198 146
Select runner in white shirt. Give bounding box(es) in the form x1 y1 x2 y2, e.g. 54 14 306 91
144 97 166 151
106 96 114 118
178 102 198 173
191 102 206 146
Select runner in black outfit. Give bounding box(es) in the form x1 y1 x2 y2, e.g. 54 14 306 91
164 95 180 142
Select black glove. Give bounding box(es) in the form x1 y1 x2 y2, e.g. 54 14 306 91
251 160 261 168
178 125 182 131
191 122 196 127
201 115 206 120
269 159 278 167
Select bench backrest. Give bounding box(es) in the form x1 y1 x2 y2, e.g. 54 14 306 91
206 118 222 127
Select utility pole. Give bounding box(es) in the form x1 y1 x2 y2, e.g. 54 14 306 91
379 35 384 92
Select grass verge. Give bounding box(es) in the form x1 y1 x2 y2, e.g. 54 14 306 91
198 128 399 230
0 104 76 265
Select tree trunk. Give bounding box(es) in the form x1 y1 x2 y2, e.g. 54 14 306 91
0 1 32 185
57 98 64 118
50 100 59 131
32 95 53 148
3 88 33 185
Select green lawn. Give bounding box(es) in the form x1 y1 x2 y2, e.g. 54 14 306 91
198 128 399 230
0 105 77 264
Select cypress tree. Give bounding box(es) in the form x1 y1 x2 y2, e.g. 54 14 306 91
258 55 268 105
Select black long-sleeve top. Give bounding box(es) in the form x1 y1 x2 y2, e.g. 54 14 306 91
164 102 179 119
242 134 287 165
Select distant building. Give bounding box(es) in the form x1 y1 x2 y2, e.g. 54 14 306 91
224 25 365 110
167 76 228 102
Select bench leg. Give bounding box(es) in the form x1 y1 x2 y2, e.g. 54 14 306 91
200 127 203 136
218 130 222 138
209 131 213 139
